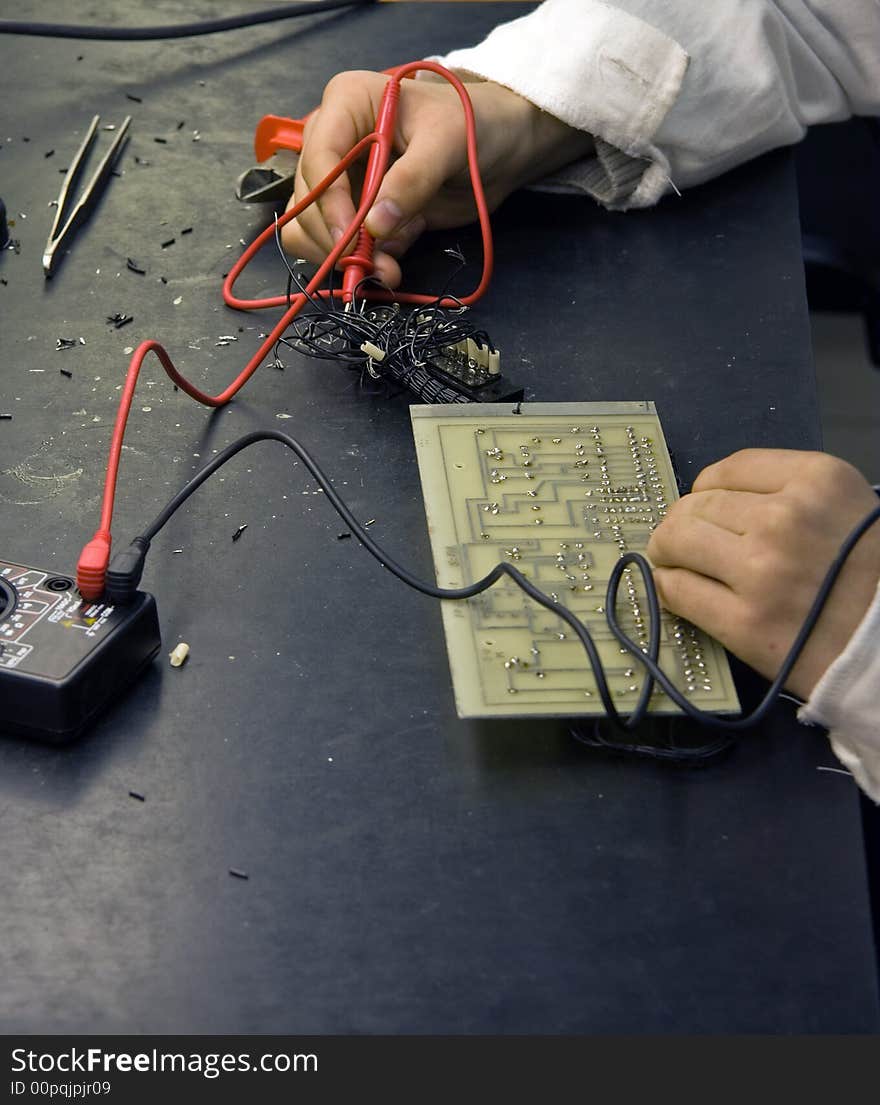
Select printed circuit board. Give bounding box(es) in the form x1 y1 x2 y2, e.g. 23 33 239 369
411 402 740 718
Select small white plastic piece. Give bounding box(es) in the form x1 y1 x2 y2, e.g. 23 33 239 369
169 642 190 668
360 341 386 362
488 349 501 375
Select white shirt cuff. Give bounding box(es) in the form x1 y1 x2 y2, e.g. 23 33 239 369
799 582 880 803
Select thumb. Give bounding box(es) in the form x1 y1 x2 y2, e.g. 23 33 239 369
364 127 462 240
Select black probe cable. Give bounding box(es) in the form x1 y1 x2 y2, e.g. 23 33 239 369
106 429 880 735
0 0 375 40
107 430 660 731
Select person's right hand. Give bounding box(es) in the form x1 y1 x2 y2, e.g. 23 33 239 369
646 450 880 701
281 69 593 287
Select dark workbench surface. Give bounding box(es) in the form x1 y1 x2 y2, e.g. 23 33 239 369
1 2 878 1033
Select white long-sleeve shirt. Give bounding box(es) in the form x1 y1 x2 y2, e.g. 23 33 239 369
436 0 880 207
437 0 880 799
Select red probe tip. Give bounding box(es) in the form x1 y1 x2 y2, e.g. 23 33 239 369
77 532 112 601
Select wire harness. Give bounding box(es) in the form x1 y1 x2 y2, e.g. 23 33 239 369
274 238 499 403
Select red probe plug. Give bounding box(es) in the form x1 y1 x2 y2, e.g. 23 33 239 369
77 530 111 601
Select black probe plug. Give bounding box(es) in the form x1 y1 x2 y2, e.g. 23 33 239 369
105 537 151 605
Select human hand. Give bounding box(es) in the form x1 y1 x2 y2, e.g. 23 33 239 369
646 450 880 700
281 69 593 287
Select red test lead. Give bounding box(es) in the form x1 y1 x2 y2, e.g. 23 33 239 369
76 61 494 600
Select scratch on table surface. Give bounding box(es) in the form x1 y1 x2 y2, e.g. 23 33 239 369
0 464 83 505
0 442 83 505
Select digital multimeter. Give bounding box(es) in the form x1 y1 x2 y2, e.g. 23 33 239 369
0 559 160 743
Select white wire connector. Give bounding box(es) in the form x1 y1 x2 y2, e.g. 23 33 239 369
360 341 385 362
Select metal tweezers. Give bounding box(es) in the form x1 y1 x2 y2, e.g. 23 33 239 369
43 114 131 277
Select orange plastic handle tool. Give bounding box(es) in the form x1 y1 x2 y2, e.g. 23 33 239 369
252 66 416 160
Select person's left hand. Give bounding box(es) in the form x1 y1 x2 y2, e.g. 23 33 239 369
646 449 880 700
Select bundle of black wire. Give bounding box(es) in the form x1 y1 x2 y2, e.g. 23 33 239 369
106 429 880 761
274 236 497 404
